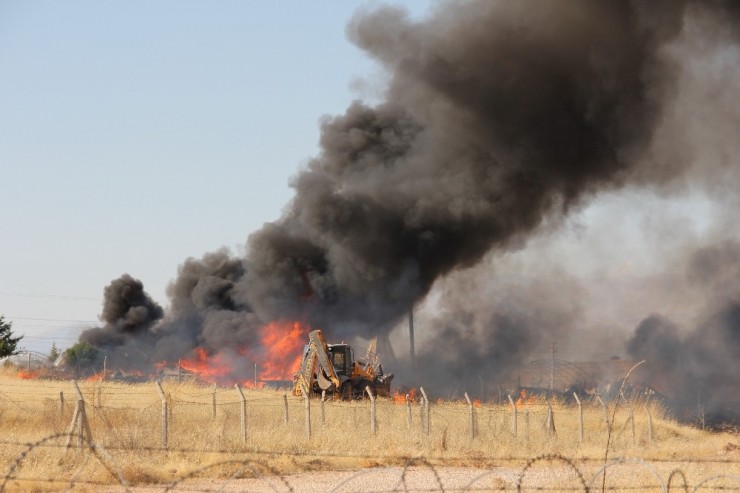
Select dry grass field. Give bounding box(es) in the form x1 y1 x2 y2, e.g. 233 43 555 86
0 369 737 491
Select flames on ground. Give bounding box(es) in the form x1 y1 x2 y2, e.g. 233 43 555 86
166 320 309 386
73 318 310 388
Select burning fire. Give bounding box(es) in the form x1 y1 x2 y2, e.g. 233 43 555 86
256 321 308 380
515 389 539 406
16 369 40 380
179 348 232 381
164 320 310 387
85 370 112 382
12 320 311 387
392 388 418 404
515 389 527 406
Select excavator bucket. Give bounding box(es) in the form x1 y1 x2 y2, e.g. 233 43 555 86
317 369 335 391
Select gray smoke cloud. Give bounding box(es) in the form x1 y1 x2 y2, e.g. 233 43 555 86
396 269 585 398
627 241 740 425
77 1 740 420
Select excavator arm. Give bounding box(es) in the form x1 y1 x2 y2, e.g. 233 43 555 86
292 329 341 396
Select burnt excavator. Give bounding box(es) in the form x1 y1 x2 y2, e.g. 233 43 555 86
292 329 393 399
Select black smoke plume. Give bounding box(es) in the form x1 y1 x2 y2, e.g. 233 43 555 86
242 0 734 332
80 274 164 367
77 1 740 412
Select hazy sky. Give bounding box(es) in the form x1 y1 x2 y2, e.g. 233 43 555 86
0 1 434 352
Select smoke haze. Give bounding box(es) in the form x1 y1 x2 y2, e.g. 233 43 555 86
78 1 740 421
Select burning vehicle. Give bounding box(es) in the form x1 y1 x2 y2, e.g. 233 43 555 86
293 330 393 399
60 1 740 428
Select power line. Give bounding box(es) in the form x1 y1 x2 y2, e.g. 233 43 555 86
11 325 88 330
5 316 98 323
0 291 100 302
17 334 80 339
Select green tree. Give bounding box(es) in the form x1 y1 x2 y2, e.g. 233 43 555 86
0 315 23 358
48 342 60 362
63 341 101 371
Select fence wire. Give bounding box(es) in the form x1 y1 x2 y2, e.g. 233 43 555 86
0 381 738 492
0 435 739 492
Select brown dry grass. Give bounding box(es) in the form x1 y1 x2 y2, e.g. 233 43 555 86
0 369 737 491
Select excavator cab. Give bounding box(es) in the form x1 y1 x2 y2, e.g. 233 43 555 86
327 344 352 376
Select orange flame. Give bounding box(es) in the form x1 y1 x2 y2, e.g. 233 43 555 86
515 389 527 406
179 347 233 383
515 389 539 406
392 388 417 404
257 321 309 380
16 369 39 380
84 370 111 382
161 320 310 387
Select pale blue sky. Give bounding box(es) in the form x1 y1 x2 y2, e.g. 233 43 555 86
0 1 435 352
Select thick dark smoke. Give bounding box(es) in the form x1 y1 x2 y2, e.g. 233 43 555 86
81 251 263 369
627 315 683 376
151 249 262 362
241 0 730 332
76 1 740 415
80 274 164 367
627 242 740 425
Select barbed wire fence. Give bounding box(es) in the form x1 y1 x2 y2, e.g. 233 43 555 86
1 435 739 492
0 379 738 491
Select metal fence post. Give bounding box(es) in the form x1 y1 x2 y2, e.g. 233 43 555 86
366 386 376 434
406 394 412 431
574 392 583 442
544 401 556 435
235 384 247 444
156 381 168 448
507 394 517 437
321 390 326 426
464 392 476 440
212 384 217 419
304 393 311 439
596 394 608 429
65 381 93 449
419 387 430 436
